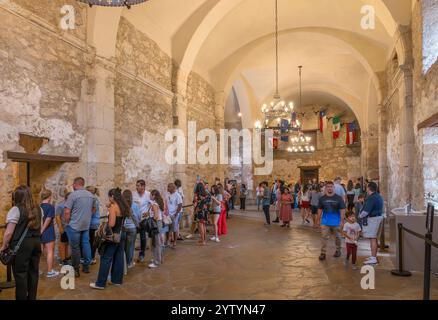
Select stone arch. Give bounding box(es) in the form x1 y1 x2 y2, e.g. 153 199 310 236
175 0 402 90
219 28 384 109
86 6 123 58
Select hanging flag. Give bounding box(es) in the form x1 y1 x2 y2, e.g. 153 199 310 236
333 116 340 139
319 110 327 132
291 112 297 123
273 137 279 150
346 122 357 145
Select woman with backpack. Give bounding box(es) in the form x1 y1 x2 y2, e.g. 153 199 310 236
90 188 131 290
1 186 42 300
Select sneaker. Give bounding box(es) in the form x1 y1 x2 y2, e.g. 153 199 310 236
319 253 326 261
90 259 97 265
138 256 145 263
305 219 311 224
210 236 217 241
363 257 379 265
352 264 358 270
333 251 342 258
46 270 59 278
80 258 84 265
186 234 194 239
128 262 135 269
108 281 122 286
89 283 104 290
215 238 220 243
148 263 158 269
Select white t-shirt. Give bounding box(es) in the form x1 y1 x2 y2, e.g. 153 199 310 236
334 183 346 198
133 191 151 216
6 206 20 224
149 200 163 221
343 222 362 244
166 192 183 216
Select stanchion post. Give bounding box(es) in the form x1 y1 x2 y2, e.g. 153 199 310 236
423 203 434 300
391 223 412 277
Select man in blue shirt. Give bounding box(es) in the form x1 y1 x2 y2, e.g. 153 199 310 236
359 182 384 265
317 181 346 261
64 177 97 277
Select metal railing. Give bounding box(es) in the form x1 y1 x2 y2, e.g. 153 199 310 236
391 203 437 300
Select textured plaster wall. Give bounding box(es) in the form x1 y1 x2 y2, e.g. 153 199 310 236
253 146 361 190
412 1 438 209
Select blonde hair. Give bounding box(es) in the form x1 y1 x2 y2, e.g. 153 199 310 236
40 188 52 201
86 186 100 197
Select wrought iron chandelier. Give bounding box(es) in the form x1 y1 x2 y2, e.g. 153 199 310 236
255 1 314 153
78 0 149 9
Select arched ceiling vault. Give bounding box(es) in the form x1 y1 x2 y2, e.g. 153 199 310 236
86 0 412 130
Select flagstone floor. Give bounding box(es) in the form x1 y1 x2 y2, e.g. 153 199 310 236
1 206 438 300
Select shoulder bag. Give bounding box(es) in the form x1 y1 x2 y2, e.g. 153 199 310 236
0 226 29 266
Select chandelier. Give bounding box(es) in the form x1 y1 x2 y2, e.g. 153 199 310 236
78 0 149 9
255 1 314 153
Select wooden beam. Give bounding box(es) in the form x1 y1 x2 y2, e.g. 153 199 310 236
6 151 80 163
418 113 438 130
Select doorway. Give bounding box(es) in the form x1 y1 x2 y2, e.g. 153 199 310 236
300 166 320 185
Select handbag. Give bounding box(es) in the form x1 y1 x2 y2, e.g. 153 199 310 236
95 218 124 245
162 214 172 226
0 226 29 266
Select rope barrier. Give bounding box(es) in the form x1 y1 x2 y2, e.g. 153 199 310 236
402 226 438 249
391 203 436 300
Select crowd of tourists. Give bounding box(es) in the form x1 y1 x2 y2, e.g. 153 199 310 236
0 176 230 299
255 177 384 269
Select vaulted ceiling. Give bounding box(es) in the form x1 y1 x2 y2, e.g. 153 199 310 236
88 0 413 129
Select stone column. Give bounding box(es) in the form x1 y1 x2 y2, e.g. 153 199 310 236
82 54 116 198
172 68 190 199
399 64 415 205
377 104 389 206
214 91 226 183
361 127 379 180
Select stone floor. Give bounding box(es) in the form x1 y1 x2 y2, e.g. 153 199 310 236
1 206 437 300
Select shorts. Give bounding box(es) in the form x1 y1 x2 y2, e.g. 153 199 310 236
60 231 69 243
311 205 318 215
170 213 182 233
362 216 384 239
301 201 310 209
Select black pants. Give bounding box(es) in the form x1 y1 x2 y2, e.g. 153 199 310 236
240 197 246 210
89 228 97 259
139 226 147 258
263 205 271 224
12 237 41 300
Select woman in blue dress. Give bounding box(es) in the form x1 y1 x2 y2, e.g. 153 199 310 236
40 189 59 278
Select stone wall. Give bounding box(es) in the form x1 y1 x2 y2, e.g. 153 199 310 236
0 1 88 277
253 146 361 189
411 1 438 209
0 4 86 212
185 71 218 191
114 18 174 192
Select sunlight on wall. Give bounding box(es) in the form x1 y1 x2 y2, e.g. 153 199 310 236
422 0 438 74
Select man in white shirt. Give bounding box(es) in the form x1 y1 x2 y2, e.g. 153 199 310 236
174 179 185 241
133 179 151 262
167 183 183 248
334 177 347 203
